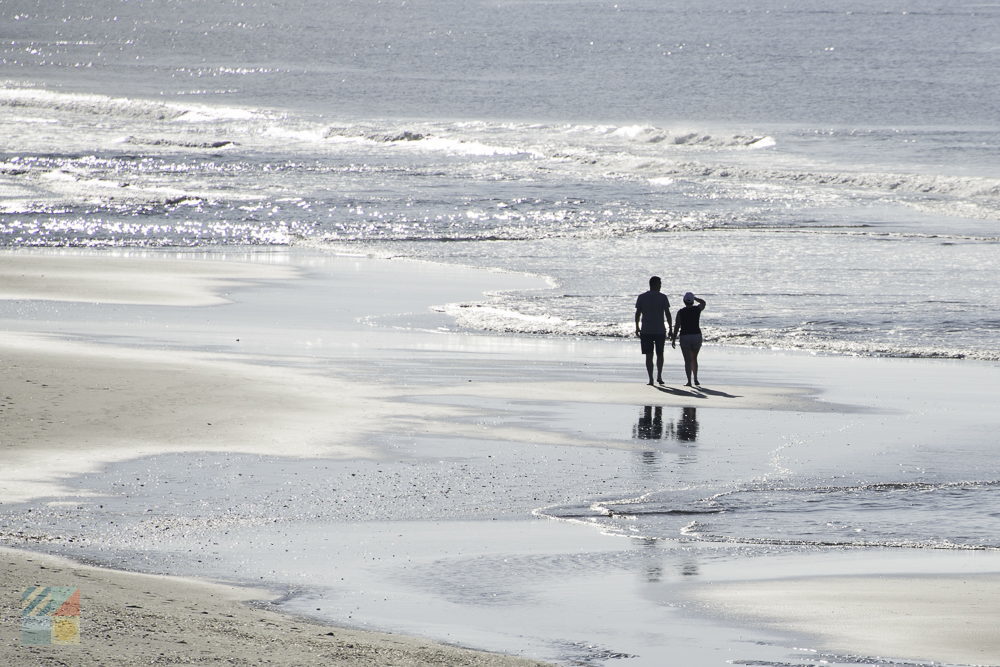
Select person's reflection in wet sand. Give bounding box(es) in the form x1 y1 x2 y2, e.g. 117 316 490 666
632 406 699 444
675 407 699 442
633 405 699 468
633 405 664 440
673 407 698 466
638 529 701 584
638 539 665 583
629 411 703 585
633 407 668 474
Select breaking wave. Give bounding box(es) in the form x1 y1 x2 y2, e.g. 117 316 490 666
0 86 259 123
660 161 1000 202
591 123 776 149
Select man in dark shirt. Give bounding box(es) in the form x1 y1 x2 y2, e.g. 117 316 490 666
634 276 673 385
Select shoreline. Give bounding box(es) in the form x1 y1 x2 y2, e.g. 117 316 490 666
2 247 1000 666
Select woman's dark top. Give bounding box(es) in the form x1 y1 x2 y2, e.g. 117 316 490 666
675 302 705 336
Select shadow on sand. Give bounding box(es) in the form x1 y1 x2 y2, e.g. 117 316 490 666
652 385 742 399
695 386 741 399
652 385 704 398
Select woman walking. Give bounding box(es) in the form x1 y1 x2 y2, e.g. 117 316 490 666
671 292 706 387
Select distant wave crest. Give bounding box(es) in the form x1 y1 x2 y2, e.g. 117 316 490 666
664 161 1000 201
0 86 257 123
597 124 775 149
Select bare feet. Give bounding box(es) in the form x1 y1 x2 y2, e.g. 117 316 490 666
657 377 665 385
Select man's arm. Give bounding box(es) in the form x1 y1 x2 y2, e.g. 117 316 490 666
669 307 678 347
635 308 642 337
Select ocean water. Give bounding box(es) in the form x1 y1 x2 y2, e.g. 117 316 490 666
2 0 998 360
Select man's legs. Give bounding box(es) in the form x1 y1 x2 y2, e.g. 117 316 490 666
642 335 666 385
650 334 667 384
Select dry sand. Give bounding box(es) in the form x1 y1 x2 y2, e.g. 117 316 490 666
1 546 547 666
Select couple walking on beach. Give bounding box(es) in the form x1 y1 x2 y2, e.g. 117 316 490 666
634 276 706 387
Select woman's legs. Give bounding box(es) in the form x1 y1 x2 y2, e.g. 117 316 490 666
690 347 700 385
679 335 703 386
681 346 693 385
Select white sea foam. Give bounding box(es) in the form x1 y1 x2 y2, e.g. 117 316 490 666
442 303 589 336
609 125 668 142
403 136 526 157
648 177 676 187
259 124 332 145
592 123 775 149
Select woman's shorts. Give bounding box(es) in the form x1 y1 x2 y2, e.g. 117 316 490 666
640 334 666 356
679 334 703 353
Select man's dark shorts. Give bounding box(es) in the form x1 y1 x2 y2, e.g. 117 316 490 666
640 334 666 356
